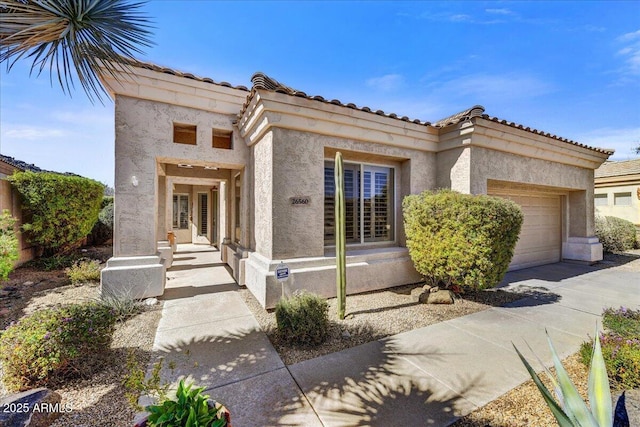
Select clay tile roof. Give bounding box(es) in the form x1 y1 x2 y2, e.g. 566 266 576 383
124 59 250 92
245 72 431 127
479 114 614 155
433 105 486 127
0 154 44 173
595 158 640 178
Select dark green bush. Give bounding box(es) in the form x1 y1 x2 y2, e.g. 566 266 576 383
0 302 116 391
595 215 637 253
275 291 329 346
0 210 19 281
580 307 640 390
89 197 114 245
7 171 103 255
403 189 523 290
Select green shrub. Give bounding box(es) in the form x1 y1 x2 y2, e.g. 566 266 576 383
275 291 329 346
0 210 19 281
97 286 142 322
580 307 640 390
595 215 637 253
7 171 103 255
0 302 116 391
403 190 523 290
65 259 102 284
89 198 114 245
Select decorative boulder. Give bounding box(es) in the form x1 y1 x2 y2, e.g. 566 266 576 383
0 388 63 427
418 290 455 304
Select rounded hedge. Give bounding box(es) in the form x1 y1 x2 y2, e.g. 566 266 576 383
403 190 523 290
0 302 116 391
595 215 637 253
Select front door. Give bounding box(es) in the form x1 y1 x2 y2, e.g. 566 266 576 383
173 193 191 243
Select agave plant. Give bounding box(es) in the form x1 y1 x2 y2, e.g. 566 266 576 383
514 330 629 427
0 0 153 102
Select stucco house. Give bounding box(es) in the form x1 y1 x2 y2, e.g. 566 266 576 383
0 154 41 265
100 61 612 308
594 158 640 227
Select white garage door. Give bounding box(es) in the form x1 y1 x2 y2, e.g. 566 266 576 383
488 187 562 270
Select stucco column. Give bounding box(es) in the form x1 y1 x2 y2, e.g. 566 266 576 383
563 189 603 263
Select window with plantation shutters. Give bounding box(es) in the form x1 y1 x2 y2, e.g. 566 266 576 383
198 193 208 236
324 161 394 245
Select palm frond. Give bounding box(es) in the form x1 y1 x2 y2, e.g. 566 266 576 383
0 0 154 103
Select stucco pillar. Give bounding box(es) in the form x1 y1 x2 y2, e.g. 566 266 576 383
100 124 165 299
563 189 602 263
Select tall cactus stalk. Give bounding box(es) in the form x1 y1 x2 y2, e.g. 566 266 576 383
335 152 347 320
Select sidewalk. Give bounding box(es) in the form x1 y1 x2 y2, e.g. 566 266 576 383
149 246 639 426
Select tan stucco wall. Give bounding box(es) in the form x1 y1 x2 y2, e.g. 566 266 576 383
595 184 640 226
436 147 471 193
253 131 274 258
260 128 436 260
114 95 248 257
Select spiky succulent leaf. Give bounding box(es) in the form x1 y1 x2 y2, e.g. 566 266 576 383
589 332 612 426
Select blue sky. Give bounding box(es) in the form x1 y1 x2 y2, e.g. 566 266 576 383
1 1 639 187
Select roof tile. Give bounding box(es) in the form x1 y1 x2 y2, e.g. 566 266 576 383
595 158 640 178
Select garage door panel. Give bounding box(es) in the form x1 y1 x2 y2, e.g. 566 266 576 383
488 187 562 270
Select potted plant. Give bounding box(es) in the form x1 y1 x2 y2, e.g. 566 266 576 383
134 380 231 427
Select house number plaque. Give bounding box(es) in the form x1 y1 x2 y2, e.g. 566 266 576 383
289 196 310 206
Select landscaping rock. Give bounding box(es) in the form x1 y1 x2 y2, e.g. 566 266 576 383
144 297 158 306
429 286 440 293
0 388 63 427
410 287 424 298
427 290 455 304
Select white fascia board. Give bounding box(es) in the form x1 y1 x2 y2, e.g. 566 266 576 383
238 90 439 151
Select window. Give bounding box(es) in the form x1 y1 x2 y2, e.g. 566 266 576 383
614 192 632 206
594 193 608 206
324 161 394 245
213 129 232 149
172 194 189 229
198 193 208 236
173 123 196 145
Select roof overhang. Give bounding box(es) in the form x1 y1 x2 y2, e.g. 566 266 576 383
237 89 440 151
438 117 612 169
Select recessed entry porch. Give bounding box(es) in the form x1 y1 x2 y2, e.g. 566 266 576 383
163 244 239 300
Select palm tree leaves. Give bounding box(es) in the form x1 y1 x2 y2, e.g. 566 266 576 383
0 0 153 102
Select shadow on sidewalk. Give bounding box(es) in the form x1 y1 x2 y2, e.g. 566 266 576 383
278 338 486 426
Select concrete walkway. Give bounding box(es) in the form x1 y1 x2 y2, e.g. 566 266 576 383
149 245 639 426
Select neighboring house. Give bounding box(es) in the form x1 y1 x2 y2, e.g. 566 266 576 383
594 158 640 227
0 154 41 265
100 62 612 308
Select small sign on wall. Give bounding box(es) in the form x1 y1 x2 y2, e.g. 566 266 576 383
289 196 311 206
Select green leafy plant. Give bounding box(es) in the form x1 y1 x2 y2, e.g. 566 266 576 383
334 151 347 320
124 353 170 411
514 330 629 426
580 307 640 390
0 302 116 391
595 215 637 253
275 291 329 346
403 189 523 290
145 379 229 427
0 210 19 281
65 259 102 284
7 171 103 256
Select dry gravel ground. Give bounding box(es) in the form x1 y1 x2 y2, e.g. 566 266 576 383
241 284 523 366
0 248 163 427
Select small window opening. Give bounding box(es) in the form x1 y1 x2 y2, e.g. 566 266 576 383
173 123 197 145
213 129 232 149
